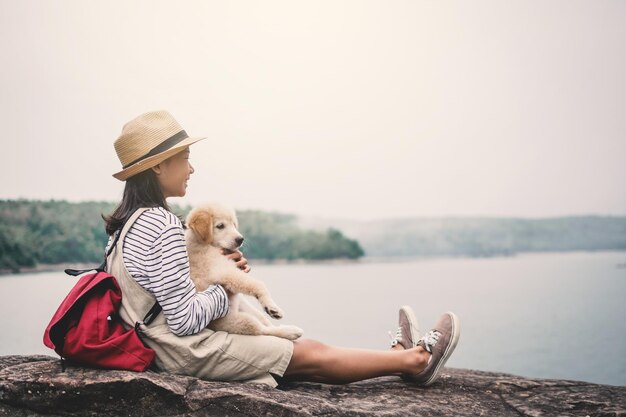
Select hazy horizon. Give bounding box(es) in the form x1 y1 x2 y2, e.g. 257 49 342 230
2 197 625 223
1 1 624 221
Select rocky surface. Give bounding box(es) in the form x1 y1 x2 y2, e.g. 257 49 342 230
0 355 624 416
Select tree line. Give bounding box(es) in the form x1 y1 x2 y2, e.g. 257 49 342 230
3 199 624 273
329 216 626 258
0 200 364 273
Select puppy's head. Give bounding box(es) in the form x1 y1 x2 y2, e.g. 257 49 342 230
186 203 244 251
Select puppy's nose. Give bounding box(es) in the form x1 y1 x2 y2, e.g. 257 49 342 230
235 236 244 247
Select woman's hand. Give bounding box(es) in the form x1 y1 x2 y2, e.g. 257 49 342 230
221 249 251 273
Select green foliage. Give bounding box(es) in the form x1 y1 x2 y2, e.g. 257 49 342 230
237 211 363 260
0 200 364 272
0 225 36 272
0 200 117 271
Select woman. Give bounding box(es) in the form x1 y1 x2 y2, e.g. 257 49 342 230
104 110 460 387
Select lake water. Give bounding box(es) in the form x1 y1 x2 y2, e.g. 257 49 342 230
1 251 624 386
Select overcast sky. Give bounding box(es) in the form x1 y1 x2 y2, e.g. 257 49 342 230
1 1 624 220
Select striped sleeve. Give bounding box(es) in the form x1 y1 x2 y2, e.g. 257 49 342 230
121 208 229 336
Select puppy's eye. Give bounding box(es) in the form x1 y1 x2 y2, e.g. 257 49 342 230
216 223 225 230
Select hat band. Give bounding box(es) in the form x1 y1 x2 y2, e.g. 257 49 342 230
123 130 189 168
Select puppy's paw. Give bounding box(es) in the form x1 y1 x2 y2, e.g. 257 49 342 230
264 304 284 320
279 325 304 340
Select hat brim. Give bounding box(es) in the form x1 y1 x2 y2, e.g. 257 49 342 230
113 136 206 181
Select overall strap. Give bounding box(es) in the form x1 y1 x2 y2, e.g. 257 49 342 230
112 208 162 327
112 207 152 265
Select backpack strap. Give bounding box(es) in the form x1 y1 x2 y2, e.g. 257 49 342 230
64 230 122 276
137 301 163 331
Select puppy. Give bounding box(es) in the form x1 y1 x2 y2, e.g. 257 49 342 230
185 203 303 340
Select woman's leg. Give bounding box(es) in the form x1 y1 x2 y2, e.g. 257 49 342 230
282 338 429 384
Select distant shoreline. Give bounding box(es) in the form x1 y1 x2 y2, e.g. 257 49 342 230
3 249 625 276
0 263 95 276
0 259 363 275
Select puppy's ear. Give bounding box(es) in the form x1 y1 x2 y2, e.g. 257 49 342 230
230 208 239 229
187 210 213 244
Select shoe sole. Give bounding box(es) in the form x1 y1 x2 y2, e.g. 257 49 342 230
400 305 420 347
423 311 460 386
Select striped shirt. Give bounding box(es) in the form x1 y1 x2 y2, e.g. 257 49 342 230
106 207 229 336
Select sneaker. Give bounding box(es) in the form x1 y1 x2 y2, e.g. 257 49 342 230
390 305 420 349
407 312 460 386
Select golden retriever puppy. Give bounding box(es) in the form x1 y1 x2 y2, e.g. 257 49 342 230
185 203 303 340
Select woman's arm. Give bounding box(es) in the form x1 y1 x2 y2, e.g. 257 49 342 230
148 223 229 336
122 209 229 336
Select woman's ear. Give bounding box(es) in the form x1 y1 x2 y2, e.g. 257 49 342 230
187 209 213 244
151 164 162 175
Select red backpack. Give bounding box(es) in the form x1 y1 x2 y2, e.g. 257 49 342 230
43 229 161 371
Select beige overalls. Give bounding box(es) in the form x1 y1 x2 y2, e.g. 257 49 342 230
107 208 293 387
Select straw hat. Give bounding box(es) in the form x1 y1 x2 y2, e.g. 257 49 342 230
112 110 206 181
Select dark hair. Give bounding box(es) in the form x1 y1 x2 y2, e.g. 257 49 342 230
102 168 171 235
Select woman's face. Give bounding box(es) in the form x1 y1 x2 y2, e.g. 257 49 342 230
151 147 194 198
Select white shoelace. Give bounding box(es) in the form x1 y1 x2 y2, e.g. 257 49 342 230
419 330 441 353
389 327 402 347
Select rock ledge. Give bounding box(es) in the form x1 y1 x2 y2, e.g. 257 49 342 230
0 355 624 416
